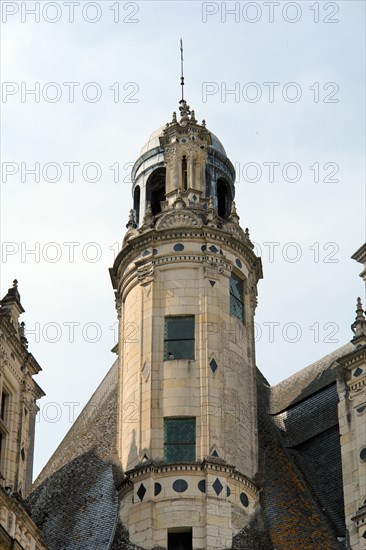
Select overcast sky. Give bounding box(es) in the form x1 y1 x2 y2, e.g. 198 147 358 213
1 0 365 479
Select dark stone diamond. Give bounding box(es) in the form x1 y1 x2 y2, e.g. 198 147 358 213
360 447 366 462
235 258 242 268
354 367 363 377
154 482 162 496
153 248 158 255
209 280 216 287
209 245 218 253
357 405 366 414
240 492 249 507
142 250 150 257
192 194 197 201
211 450 219 457
174 243 184 252
201 245 207 252
362 530 366 540
210 359 218 373
226 485 231 497
212 478 223 496
198 480 206 493
137 483 146 501
173 479 188 493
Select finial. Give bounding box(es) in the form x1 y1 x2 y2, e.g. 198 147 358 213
126 209 136 229
180 38 185 103
145 202 152 215
179 101 191 125
13 279 18 288
190 110 197 123
351 297 366 340
202 120 206 128
172 111 177 123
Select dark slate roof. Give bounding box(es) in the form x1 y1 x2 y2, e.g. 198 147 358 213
27 360 121 550
28 347 349 549
270 342 354 414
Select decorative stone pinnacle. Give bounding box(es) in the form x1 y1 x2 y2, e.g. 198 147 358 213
126 209 136 229
172 111 177 123
229 201 240 224
202 119 206 128
13 279 18 288
190 110 197 123
145 202 152 216
351 297 366 340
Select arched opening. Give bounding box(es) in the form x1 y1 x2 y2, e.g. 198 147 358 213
133 185 140 226
146 168 166 216
217 178 231 220
182 156 188 190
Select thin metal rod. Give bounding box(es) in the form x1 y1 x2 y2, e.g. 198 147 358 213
180 38 184 102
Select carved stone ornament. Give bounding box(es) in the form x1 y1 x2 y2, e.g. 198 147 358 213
155 210 202 231
137 261 154 286
224 222 246 243
202 257 224 280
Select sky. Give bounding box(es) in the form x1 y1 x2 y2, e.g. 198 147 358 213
1 0 365 479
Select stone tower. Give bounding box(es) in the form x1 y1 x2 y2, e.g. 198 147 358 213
110 100 263 550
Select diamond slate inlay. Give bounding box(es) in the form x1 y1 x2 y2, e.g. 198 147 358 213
209 245 218 253
354 367 363 377
192 194 197 201
209 280 216 287
211 450 219 457
362 530 366 540
137 483 146 501
142 249 150 257
226 485 231 497
213 478 223 496
210 358 218 373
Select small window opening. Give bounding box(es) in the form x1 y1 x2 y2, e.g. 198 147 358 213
182 156 188 190
168 529 193 550
1 392 8 422
133 185 141 226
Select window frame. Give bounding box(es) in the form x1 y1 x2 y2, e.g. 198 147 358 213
164 417 196 463
164 315 195 361
230 271 245 323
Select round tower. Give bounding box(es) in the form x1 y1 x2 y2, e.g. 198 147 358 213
110 100 263 550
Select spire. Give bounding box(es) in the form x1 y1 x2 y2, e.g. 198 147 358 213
180 38 184 103
351 297 366 341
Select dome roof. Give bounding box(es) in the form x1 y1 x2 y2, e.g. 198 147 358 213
140 126 227 156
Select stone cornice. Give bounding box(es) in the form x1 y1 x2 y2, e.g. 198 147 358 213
111 225 262 293
0 486 48 549
118 459 259 499
337 345 366 370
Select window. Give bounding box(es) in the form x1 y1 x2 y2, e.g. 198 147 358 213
133 185 141 226
230 273 244 322
164 316 195 360
146 168 166 215
182 156 188 190
1 392 8 422
217 178 231 220
164 418 196 462
168 529 193 550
